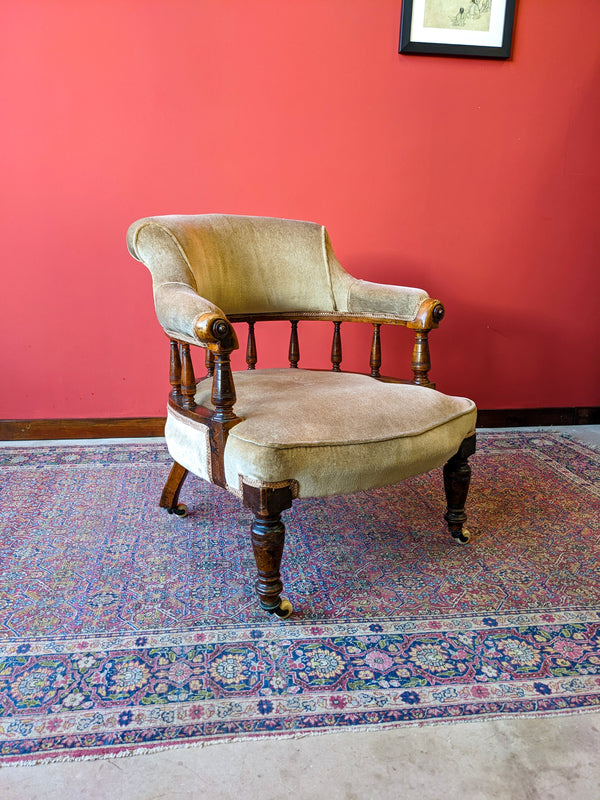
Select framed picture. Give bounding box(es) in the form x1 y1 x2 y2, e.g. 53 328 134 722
399 0 516 59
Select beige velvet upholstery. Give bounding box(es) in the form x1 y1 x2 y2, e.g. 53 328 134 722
127 215 429 346
165 369 476 498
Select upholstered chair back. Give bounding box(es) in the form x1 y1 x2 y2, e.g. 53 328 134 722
127 214 427 323
127 214 354 317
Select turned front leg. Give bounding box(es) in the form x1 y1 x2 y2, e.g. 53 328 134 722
242 484 294 617
443 434 476 543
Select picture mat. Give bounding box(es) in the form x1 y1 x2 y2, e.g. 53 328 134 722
411 0 507 46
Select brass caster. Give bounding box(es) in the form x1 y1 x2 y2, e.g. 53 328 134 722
168 503 189 518
452 527 471 544
267 598 293 619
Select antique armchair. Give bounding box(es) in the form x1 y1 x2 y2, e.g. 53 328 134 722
127 214 477 619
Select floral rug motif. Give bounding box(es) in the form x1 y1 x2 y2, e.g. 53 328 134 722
0 431 599 763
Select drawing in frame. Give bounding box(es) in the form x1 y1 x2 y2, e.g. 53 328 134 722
399 0 516 59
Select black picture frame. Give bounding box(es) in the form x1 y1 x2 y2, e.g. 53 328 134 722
399 0 516 59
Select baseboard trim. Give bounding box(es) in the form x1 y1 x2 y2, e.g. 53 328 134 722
476 407 600 428
0 418 166 441
0 407 598 441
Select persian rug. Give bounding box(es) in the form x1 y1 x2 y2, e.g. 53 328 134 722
0 430 599 764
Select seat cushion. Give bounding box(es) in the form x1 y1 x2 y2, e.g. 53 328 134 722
165 369 477 498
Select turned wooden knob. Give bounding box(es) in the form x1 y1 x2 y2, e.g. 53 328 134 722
212 319 230 339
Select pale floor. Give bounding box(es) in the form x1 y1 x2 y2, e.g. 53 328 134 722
1 427 599 800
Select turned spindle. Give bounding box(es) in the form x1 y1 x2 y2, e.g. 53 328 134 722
246 321 257 370
331 321 342 372
370 324 381 378
180 343 197 410
411 330 431 386
289 320 299 368
169 340 182 399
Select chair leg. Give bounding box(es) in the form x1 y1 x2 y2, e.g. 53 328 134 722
160 460 190 517
242 483 294 618
443 433 476 544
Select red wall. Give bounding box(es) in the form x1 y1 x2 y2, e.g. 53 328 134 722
1 0 599 418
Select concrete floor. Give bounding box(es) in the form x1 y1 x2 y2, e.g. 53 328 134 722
1 714 600 800
1 426 599 799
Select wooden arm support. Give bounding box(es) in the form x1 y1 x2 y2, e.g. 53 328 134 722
406 299 445 388
168 314 242 487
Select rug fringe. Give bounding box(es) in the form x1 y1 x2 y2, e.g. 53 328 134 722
4 706 600 768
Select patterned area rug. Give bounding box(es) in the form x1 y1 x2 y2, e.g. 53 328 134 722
0 431 599 764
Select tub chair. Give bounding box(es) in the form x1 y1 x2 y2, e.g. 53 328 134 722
127 215 477 618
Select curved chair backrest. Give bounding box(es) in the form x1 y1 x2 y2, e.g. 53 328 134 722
127 214 355 317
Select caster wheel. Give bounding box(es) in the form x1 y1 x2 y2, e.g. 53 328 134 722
268 598 293 619
453 528 471 544
168 503 189 518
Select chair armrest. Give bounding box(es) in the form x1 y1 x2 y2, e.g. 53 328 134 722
128 217 236 349
154 282 236 349
346 279 430 323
